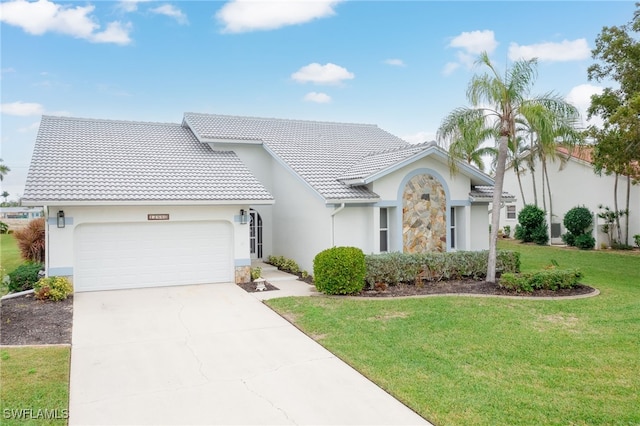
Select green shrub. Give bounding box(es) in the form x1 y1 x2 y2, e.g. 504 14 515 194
365 250 520 287
0 221 8 234
563 206 593 236
500 269 583 292
574 234 596 250
34 276 73 301
517 205 548 245
250 267 262 281
7 262 43 292
313 246 366 295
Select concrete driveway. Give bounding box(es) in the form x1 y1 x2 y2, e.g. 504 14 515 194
70 283 431 425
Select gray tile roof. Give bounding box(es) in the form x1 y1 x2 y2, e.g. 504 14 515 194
183 113 409 200
339 141 438 182
23 116 273 203
469 185 516 202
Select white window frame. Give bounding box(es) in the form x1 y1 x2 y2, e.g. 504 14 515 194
379 207 389 253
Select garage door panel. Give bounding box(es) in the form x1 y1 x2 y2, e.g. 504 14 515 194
74 221 233 292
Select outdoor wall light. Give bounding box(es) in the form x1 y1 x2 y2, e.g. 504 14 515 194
57 210 65 228
240 209 248 225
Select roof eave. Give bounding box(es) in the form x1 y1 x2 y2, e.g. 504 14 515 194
21 199 276 207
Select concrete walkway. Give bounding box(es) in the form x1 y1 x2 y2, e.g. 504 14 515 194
70 283 430 425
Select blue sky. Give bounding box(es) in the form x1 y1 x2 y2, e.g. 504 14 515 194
1 0 636 199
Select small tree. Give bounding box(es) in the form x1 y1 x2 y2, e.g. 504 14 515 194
516 204 549 245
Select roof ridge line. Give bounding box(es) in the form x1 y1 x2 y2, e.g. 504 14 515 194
183 112 380 128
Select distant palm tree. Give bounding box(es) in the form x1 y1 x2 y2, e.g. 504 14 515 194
0 159 9 181
438 112 497 173
438 52 579 283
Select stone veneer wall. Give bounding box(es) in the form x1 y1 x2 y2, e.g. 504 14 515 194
235 265 251 284
402 174 446 253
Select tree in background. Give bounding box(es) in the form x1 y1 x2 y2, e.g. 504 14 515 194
438 53 578 283
0 159 9 181
588 3 640 246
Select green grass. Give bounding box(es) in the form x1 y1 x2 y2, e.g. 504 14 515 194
1 233 22 273
1 233 23 296
267 241 640 426
0 347 71 425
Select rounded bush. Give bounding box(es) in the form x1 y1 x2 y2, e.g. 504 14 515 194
574 234 596 250
517 205 548 244
564 206 593 236
313 246 366 295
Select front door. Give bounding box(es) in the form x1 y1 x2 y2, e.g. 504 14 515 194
249 209 263 259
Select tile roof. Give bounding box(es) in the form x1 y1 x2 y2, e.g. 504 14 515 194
469 185 516 202
23 116 273 203
183 113 409 200
339 141 439 182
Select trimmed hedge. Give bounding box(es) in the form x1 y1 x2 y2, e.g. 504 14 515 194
499 269 583 292
364 250 520 287
313 246 366 295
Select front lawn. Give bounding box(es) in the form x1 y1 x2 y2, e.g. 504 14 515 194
0 347 71 425
1 234 22 296
267 241 640 425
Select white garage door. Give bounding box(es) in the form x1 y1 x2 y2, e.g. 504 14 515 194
74 221 233 292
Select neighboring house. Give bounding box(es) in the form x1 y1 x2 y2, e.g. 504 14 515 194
500 147 640 247
23 113 509 292
0 207 44 231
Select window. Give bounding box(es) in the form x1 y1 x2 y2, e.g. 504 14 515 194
379 208 389 252
450 207 456 249
506 205 516 220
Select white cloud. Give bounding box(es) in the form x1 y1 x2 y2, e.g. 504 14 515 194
442 62 460 76
1 101 45 116
384 59 406 67
444 30 497 75
0 0 132 45
449 30 498 55
291 63 354 85
150 4 188 25
216 0 343 33
117 0 151 13
566 83 604 128
508 39 590 62
304 92 331 103
402 131 437 145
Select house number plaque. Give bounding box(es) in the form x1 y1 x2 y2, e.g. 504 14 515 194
147 214 170 221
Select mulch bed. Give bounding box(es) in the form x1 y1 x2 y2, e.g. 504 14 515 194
236 281 280 293
359 280 596 298
0 293 73 346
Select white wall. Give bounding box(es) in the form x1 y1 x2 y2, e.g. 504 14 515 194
45 205 248 277
502 156 640 246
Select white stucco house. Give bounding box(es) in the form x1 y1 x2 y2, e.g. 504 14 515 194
500 147 640 247
23 113 507 292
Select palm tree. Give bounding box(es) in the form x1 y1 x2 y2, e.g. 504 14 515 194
0 159 9 181
438 52 579 283
438 112 497 173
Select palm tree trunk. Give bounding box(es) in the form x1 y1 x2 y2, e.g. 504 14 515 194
614 172 621 244
487 135 509 283
544 161 553 243
516 167 526 205
625 174 630 245
541 156 547 213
